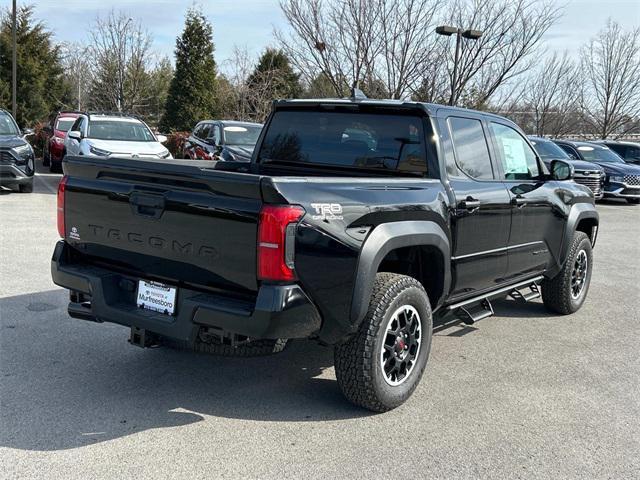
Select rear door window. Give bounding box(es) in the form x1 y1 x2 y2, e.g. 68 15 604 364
259 110 428 174
447 117 494 180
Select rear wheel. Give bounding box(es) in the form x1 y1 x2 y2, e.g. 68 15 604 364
542 231 592 314
334 273 432 412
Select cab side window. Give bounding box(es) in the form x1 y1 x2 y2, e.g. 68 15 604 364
200 124 211 140
558 144 578 159
625 146 640 160
212 125 221 145
448 117 494 180
490 122 540 180
70 117 82 133
78 117 87 136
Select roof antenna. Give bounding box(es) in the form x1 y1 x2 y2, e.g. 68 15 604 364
351 83 367 101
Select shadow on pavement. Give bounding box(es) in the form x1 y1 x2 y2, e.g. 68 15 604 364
0 289 371 452
491 297 557 318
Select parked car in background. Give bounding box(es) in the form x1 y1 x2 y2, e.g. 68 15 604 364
553 139 640 204
528 136 605 200
43 111 82 171
0 109 35 193
62 112 171 168
595 140 640 165
183 120 262 161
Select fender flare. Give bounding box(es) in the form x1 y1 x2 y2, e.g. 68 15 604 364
559 203 599 267
350 221 451 325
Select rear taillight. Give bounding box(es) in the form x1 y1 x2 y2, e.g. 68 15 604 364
257 205 305 282
57 176 68 238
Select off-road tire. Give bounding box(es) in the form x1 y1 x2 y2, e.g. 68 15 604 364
334 273 432 412
542 231 592 314
626 198 640 205
161 335 289 357
18 181 33 193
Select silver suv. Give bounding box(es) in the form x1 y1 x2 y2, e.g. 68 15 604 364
62 112 171 169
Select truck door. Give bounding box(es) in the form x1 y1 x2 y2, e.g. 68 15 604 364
487 121 563 280
441 115 512 298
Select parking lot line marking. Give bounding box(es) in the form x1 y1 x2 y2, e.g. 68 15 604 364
35 173 58 194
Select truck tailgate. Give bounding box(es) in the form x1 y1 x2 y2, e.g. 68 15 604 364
62 156 262 293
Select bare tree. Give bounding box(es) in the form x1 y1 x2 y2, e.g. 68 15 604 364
521 52 581 136
277 0 442 99
87 10 153 112
278 0 559 105
219 46 257 120
580 20 640 139
60 42 92 111
441 0 561 108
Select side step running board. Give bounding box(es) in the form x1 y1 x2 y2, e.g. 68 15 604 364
459 299 494 325
508 282 541 302
447 276 544 325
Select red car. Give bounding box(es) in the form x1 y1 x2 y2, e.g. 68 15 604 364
43 111 81 172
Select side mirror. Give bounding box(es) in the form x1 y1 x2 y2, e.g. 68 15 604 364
551 159 574 181
21 128 35 138
68 130 82 142
156 134 167 144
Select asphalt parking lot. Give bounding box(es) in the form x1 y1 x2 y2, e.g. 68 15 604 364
1 166 639 479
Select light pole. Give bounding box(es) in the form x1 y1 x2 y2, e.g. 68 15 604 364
435 26 483 106
12 0 17 118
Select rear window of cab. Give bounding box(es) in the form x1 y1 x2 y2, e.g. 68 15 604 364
258 110 428 175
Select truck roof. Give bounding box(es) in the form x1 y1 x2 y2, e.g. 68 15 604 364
274 98 508 121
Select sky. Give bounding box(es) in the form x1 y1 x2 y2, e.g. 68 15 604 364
27 0 640 70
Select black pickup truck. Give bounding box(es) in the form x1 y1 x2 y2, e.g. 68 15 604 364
52 96 599 412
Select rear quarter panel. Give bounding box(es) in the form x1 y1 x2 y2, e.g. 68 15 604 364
268 176 449 343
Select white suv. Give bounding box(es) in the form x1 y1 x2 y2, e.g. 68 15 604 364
63 113 172 162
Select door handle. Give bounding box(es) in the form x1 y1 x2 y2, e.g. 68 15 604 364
460 198 481 210
512 196 527 208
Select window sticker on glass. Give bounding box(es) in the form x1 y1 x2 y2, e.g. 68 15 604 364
500 137 529 174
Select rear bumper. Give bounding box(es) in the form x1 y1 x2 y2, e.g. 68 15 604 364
51 241 322 343
0 164 34 185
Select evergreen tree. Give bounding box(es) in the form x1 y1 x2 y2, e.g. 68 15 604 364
304 72 338 99
247 49 301 100
244 49 301 121
0 6 70 126
160 8 217 131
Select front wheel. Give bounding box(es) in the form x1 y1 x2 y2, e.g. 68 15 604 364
334 273 432 412
542 231 593 314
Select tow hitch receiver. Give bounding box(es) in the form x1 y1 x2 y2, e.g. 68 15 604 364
129 326 160 348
